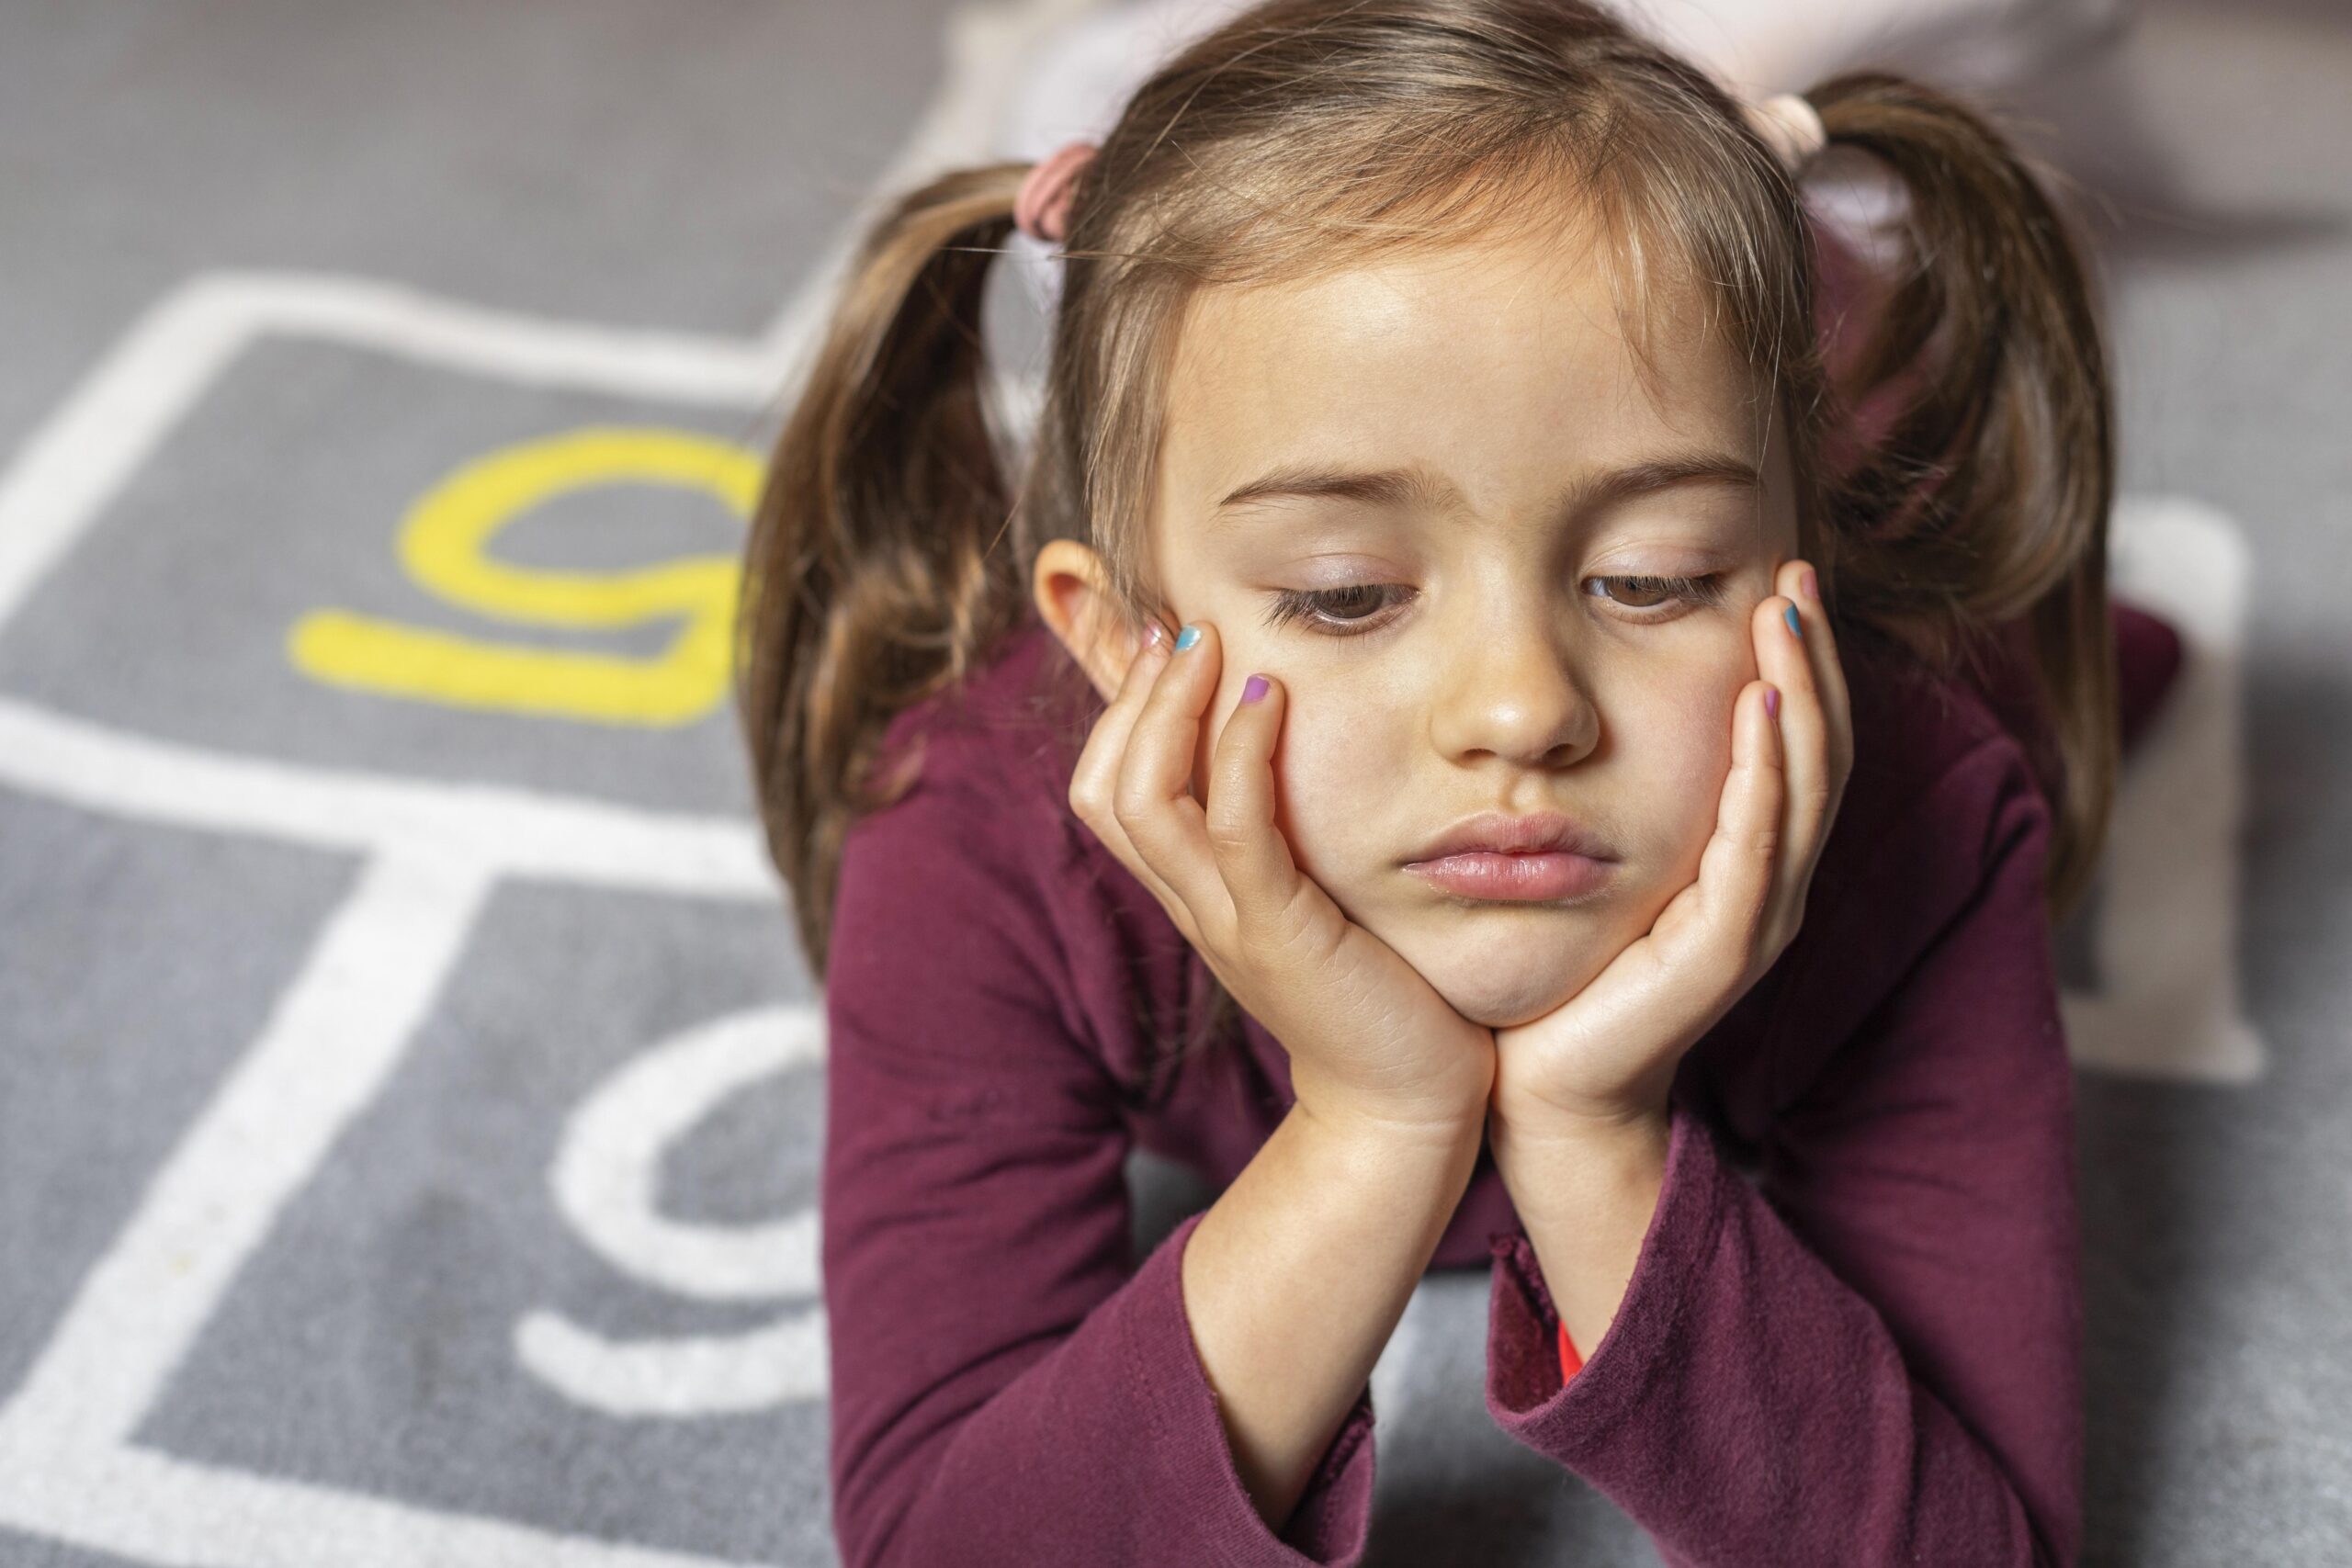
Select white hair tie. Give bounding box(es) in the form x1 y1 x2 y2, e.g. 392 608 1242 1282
1742 92 1827 174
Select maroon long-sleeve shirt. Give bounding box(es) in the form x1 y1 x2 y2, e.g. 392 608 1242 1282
818 604 2178 1568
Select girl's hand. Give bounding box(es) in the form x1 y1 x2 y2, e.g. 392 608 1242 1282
1490 559 1854 1134
1068 618 1497 1141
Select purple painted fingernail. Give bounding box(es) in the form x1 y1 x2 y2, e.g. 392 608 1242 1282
1240 673 1269 705
1765 685 1781 721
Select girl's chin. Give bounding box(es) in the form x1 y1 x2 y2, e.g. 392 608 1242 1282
1392 931 1614 1031
1435 976 1593 1032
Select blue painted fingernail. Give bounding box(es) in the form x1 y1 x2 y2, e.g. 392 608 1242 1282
1174 624 1200 652
1782 604 1804 640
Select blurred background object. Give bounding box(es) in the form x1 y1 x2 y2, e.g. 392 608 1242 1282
0 2 2345 1564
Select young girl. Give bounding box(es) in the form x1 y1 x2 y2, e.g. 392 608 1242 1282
734 3 2184 1562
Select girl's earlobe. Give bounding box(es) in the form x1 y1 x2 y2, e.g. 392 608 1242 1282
1032 538 1131 699
1077 630 1130 704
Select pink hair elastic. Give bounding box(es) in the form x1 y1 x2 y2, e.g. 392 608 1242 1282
1013 139 1098 244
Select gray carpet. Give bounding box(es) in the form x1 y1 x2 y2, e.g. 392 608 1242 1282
0 3 2345 1564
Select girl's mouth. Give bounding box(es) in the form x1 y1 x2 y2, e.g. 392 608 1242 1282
1401 851 1614 903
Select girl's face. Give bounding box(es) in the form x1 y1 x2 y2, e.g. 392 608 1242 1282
1147 222 1801 1031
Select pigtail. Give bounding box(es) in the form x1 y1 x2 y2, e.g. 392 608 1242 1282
733 164 1034 979
1806 72 2120 924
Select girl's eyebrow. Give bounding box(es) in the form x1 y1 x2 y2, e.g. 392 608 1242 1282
1214 451 1760 521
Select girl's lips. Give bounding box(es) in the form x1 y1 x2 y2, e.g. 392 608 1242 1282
1402 850 1614 902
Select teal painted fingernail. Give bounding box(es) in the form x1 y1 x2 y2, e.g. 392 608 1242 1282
1782 604 1804 640
1174 624 1200 651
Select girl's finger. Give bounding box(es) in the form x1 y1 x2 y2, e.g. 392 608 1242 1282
1774 560 1855 940
1693 678 1784 964
1069 621 1170 826
1788 558 1853 812
1757 578 1832 920
1068 625 1198 919
1113 620 1237 930
1203 670 1310 941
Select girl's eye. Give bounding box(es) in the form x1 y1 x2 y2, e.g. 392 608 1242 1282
1263 573 1727 636
1585 573 1730 615
1263 582 1411 637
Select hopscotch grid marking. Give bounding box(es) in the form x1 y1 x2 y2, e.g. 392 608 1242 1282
0 276 792 1568
0 852 498 1453
0 274 791 641
0 4 1112 1562
0 1443 772 1568
0 6 1114 1561
0 697 775 900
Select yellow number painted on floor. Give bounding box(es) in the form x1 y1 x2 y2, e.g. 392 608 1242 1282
288 427 759 727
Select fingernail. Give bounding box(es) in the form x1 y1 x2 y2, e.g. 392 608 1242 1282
1141 621 1166 649
1240 673 1269 705
1174 624 1200 652
1765 685 1781 721
1781 604 1804 640
1800 567 1818 602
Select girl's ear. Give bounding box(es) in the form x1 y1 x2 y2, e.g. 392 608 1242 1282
1034 539 1156 703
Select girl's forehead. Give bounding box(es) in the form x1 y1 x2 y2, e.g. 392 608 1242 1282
1160 233 1766 493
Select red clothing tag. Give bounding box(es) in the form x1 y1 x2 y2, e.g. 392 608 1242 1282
1558 1317 1583 1384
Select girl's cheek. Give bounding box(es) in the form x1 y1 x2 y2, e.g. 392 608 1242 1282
1257 694 1359 884
1663 711 1741 881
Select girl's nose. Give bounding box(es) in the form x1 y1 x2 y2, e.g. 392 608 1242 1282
1425 615 1597 770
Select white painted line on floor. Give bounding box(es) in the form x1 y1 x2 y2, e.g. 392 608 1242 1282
0 696 775 898
0 273 786 646
0 1439 767 1568
0 852 492 1451
0 276 248 634
2064 494 2267 1084
514 1308 831 1420
547 1004 825 1302
209 272 790 400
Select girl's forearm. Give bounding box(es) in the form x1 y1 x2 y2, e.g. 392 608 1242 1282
1488 1107 1670 1368
1181 1096 1485 1537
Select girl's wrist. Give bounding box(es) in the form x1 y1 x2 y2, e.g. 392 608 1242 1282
1285 1099 1488 1235
1485 1095 1670 1224
1293 1078 1492 1162
1291 1055 1495 1153
1488 1076 1672 1145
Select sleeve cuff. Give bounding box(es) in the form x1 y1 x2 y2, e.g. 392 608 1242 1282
1483 1100 1733 1453
1120 1208 1378 1567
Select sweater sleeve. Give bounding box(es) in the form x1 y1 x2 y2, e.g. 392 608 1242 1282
1481 750 2083 1567
821 761 1378 1568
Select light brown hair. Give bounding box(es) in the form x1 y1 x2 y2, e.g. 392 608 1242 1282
734 0 2118 991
